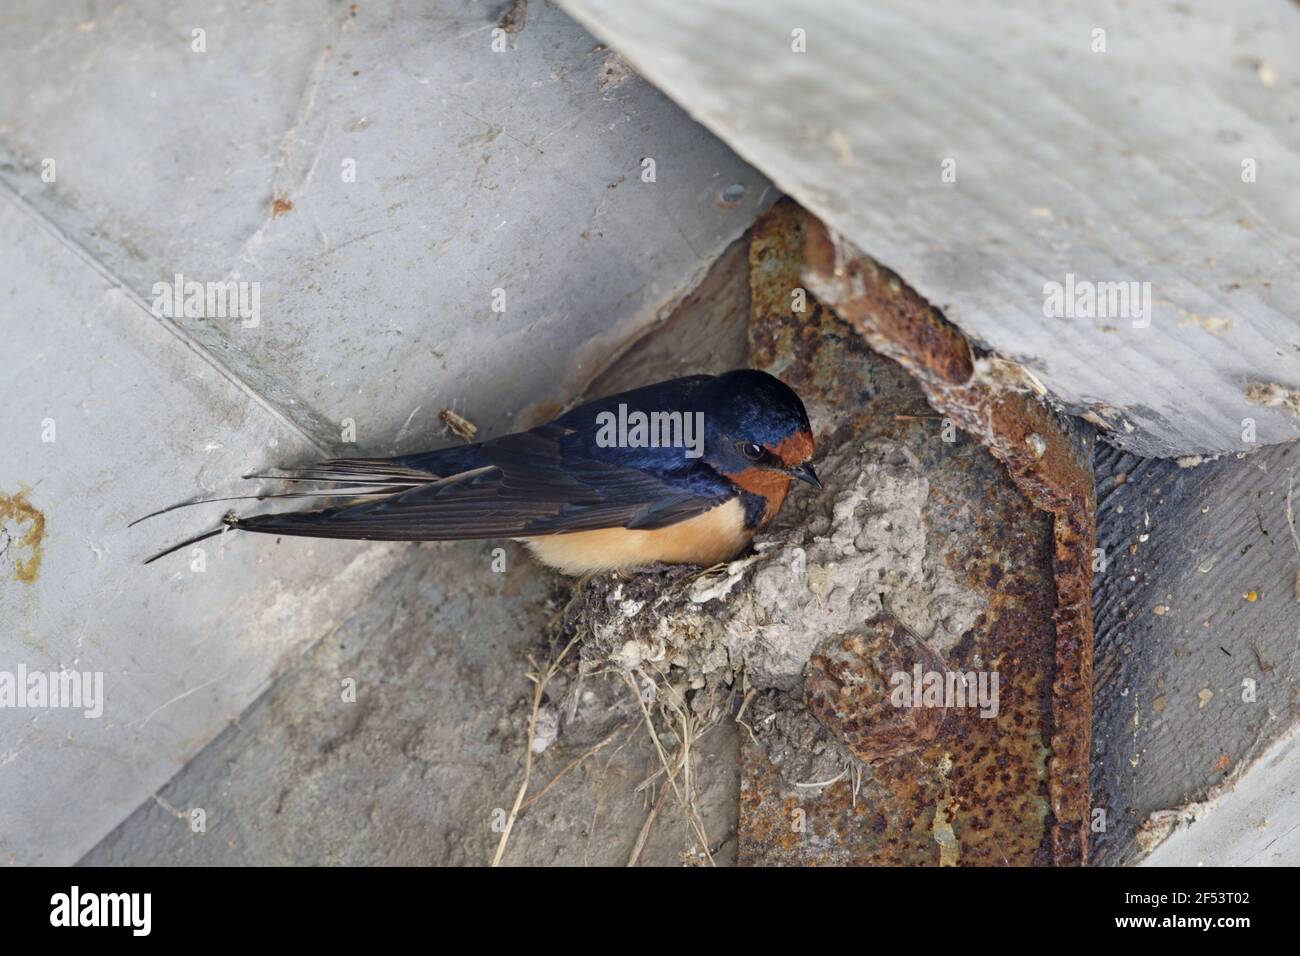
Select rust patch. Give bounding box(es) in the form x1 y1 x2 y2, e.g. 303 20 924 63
806 617 949 764
0 489 45 584
801 215 1096 865
271 197 294 218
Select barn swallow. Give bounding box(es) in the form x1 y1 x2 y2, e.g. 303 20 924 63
139 369 820 574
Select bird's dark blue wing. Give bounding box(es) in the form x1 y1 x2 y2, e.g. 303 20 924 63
276 372 716 483
232 423 732 542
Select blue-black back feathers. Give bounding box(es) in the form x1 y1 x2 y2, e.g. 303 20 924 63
141 369 812 562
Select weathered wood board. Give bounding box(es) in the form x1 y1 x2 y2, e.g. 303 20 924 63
558 0 1300 457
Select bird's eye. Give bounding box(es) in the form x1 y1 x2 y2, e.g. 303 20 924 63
739 441 764 461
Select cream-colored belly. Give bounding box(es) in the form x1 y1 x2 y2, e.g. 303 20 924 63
521 498 751 575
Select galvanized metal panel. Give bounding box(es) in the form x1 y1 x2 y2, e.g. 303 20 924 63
0 193 403 864
0 0 773 451
557 0 1300 457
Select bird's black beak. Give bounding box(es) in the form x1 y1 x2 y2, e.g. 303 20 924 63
789 462 822 491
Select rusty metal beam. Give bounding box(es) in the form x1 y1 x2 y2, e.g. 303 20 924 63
801 215 1096 864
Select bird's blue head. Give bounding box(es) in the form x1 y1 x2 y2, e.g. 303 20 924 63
698 369 820 492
